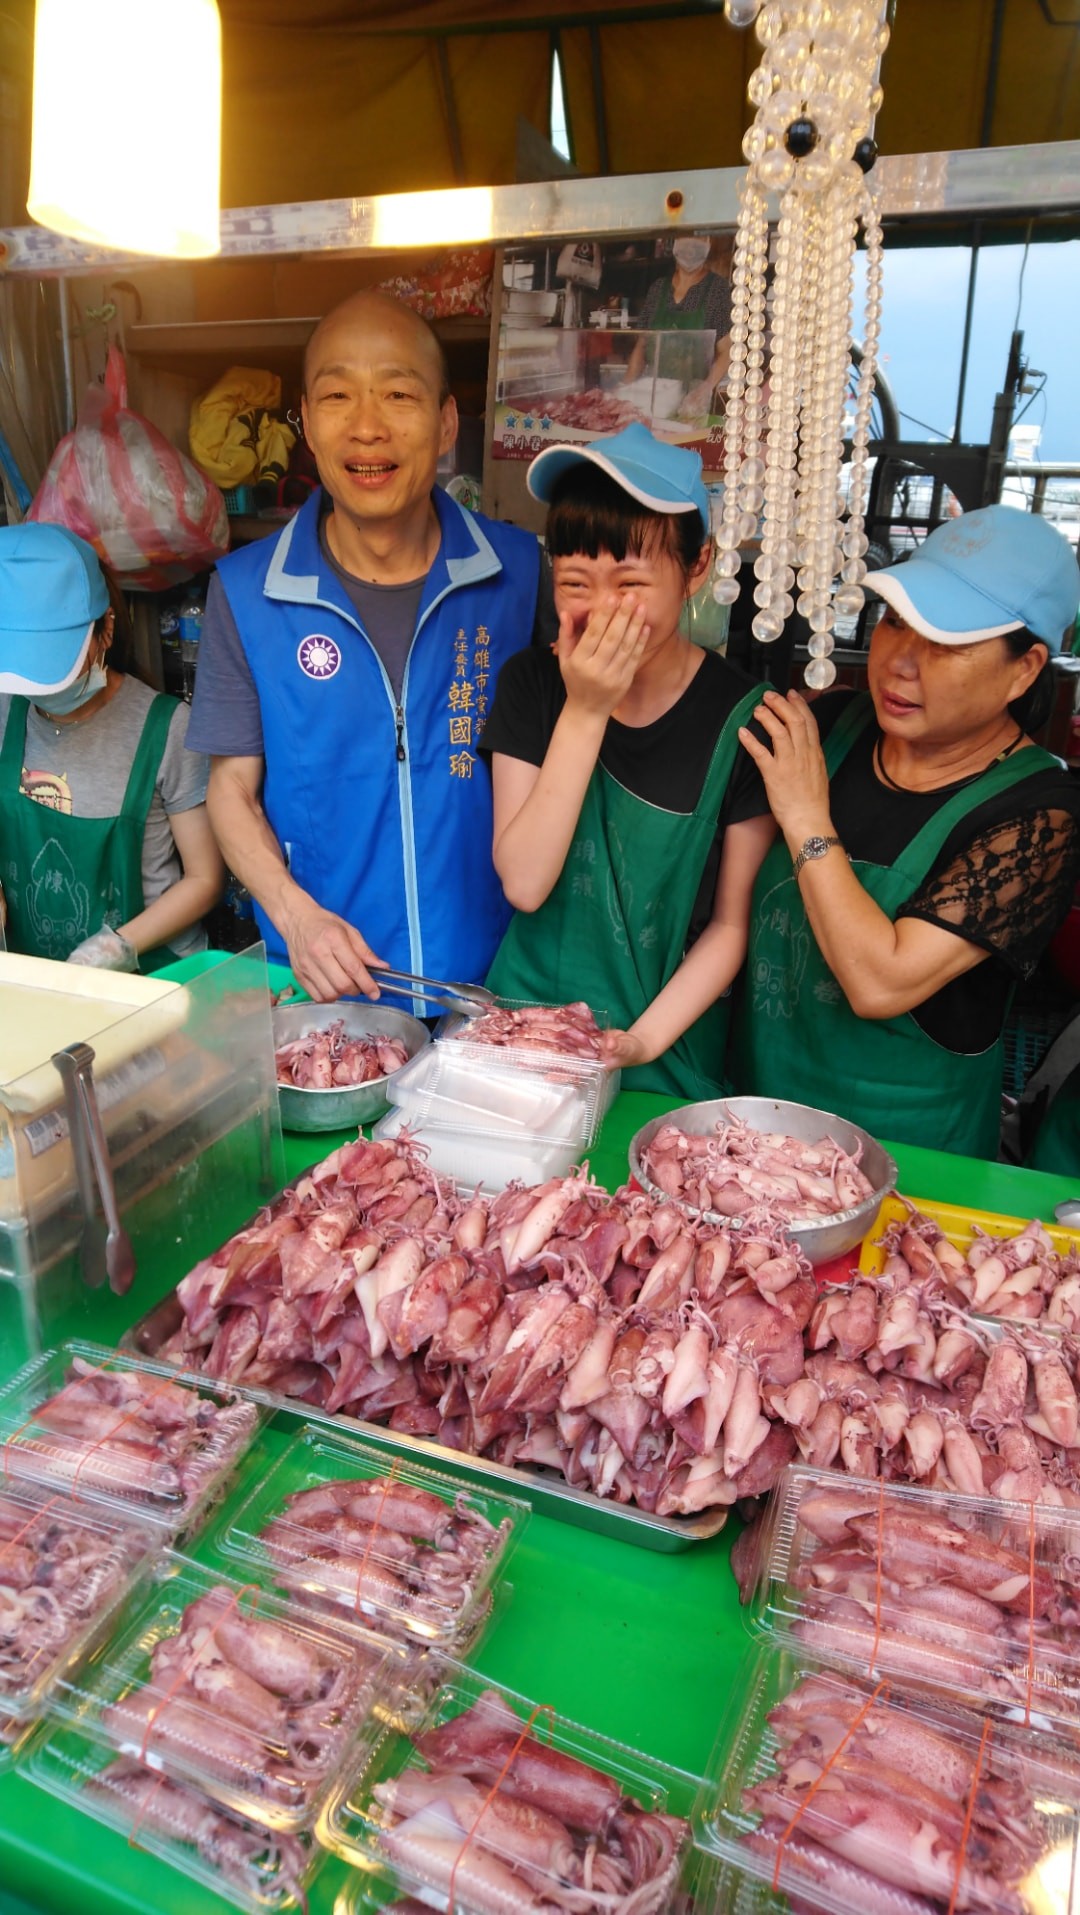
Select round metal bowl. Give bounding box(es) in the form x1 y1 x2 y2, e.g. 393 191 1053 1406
272 1001 430 1133
628 1095 897 1265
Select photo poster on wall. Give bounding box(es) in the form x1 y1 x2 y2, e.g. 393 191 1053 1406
493 233 732 471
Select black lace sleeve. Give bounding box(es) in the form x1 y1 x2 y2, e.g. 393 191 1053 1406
898 806 1080 976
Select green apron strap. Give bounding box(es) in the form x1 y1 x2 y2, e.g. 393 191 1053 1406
0 697 29 778
821 690 877 774
119 692 175 823
692 682 765 819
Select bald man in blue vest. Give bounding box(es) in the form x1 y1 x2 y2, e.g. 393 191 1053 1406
187 291 549 1000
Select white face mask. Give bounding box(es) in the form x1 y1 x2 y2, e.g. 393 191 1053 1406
38 659 108 717
672 238 710 273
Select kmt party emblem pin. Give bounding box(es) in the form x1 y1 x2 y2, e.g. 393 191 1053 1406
297 634 341 680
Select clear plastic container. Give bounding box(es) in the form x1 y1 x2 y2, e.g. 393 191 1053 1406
19 1718 323 1914
0 1479 160 1720
695 1641 1080 1915
373 1107 582 1190
215 1424 527 1650
439 1006 619 1148
0 1340 264 1533
320 1662 703 1915
749 1463 1080 1734
51 1554 394 1832
390 1044 593 1143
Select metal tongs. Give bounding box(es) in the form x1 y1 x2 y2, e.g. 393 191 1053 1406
368 965 496 1020
52 1041 136 1296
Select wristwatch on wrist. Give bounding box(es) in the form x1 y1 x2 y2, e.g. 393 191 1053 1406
792 834 842 880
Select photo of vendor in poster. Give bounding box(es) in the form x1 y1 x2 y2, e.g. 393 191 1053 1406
493 231 734 470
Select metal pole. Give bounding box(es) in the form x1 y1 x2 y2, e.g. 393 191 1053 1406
58 278 75 433
952 222 981 443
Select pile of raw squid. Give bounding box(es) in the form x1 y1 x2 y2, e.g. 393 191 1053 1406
95 1584 382 1817
0 1491 150 1706
737 1670 1065 1915
275 1022 410 1090
888 1209 1080 1328
161 1137 816 1518
775 1483 1080 1724
257 1473 513 1639
160 1140 1080 1525
451 1000 605 1061
85 1758 310 1906
4 1359 259 1516
641 1115 876 1220
793 1207 1080 1508
369 1687 689 1915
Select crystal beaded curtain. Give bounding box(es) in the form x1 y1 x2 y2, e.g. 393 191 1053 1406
714 0 890 690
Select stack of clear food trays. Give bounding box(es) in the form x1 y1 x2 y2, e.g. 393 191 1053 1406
215 1424 527 1653
373 1104 585 1188
694 1640 1080 1915
0 1340 264 1536
0 1478 160 1731
320 1662 706 1915
749 1463 1080 1735
18 1717 324 1915
439 1007 619 1147
50 1555 397 1833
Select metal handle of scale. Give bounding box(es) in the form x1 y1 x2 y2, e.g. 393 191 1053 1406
51 1041 136 1296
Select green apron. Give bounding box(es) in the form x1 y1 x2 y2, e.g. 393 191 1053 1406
735 693 1061 1160
486 683 765 1098
0 691 180 973
648 274 718 388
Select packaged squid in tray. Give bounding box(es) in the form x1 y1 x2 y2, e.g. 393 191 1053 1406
319 1661 705 1915
50 1554 397 1832
18 1717 322 1914
748 1464 1080 1735
0 1478 159 1723
215 1423 527 1651
695 1641 1080 1915
0 1340 263 1533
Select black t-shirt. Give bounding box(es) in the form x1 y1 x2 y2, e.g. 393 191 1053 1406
481 645 770 940
815 690 1080 1052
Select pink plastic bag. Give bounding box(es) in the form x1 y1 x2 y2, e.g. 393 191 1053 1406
29 346 228 589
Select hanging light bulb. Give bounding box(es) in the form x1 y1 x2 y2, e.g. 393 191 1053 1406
716 0 889 688
28 0 222 257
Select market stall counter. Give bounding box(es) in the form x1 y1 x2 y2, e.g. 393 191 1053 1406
0 985 1072 1915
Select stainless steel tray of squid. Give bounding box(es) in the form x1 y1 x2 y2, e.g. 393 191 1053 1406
123 1286 728 1555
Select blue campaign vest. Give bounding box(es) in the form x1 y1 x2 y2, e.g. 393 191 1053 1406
217 487 541 981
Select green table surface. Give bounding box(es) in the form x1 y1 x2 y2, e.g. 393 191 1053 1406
1 1002 1075 1914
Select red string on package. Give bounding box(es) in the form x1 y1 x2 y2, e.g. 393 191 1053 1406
945 1717 993 1915
447 1701 557 1915
137 1583 261 1767
2 1357 116 1477
771 1680 890 1893
70 1377 180 1496
353 1462 402 1615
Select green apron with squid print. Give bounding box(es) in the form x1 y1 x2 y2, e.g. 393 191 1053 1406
0 692 179 972
486 683 765 1098
647 274 719 391
735 692 1061 1160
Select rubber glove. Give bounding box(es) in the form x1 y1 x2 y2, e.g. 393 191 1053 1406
67 927 138 972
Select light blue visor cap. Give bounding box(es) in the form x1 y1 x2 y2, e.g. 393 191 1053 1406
865 504 1080 654
527 422 711 543
0 522 108 695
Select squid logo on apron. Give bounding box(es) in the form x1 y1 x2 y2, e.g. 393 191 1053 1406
27 838 90 958
752 878 810 1020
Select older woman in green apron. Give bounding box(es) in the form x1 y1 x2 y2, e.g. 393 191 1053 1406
0 523 223 971
734 505 1080 1160
625 234 733 416
482 424 774 1096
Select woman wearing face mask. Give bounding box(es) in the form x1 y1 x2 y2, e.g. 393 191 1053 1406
733 505 1080 1161
624 233 733 403
0 522 224 970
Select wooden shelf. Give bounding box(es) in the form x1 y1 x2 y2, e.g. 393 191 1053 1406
126 314 491 372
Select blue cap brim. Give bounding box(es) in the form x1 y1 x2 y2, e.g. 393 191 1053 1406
527 439 709 539
0 622 94 696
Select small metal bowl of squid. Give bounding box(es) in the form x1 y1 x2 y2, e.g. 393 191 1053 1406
272 1001 431 1133
628 1095 897 1265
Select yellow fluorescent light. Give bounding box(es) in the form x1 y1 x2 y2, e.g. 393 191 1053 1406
371 188 496 250
28 0 222 257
